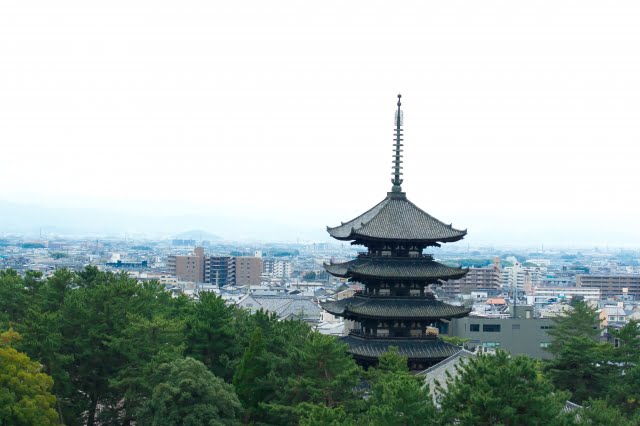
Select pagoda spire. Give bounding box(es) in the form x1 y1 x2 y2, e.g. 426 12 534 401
391 94 404 194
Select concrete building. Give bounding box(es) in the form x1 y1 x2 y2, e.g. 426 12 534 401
448 306 554 359
502 262 545 296
262 258 292 278
204 256 234 286
442 264 502 298
167 247 204 283
531 286 601 305
235 256 262 286
577 274 640 299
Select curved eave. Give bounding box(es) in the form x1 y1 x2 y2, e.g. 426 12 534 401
343 307 472 321
342 335 462 361
321 297 472 320
327 229 467 245
323 259 469 281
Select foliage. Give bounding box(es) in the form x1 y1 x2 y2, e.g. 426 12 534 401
606 320 640 416
137 357 242 426
233 328 268 419
545 301 614 404
261 332 362 425
575 399 634 426
303 271 317 281
437 351 570 425
0 330 59 425
456 258 493 268
0 269 28 326
364 347 437 425
185 291 239 380
440 335 470 348
299 404 357 426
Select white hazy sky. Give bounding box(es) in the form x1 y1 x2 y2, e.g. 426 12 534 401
1 1 640 246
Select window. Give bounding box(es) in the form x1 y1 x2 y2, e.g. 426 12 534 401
470 324 480 332
540 325 554 330
483 324 501 332
540 342 550 348
512 324 521 330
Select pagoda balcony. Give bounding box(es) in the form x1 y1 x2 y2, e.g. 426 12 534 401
353 290 441 299
348 330 439 340
357 252 434 259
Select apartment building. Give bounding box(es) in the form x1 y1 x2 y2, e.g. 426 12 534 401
235 256 262 286
204 256 234 286
262 258 292 278
577 274 640 299
168 248 262 286
167 247 205 283
442 264 502 298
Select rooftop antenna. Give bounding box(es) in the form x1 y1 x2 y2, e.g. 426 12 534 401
391 94 404 194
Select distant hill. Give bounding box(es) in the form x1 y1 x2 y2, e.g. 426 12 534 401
174 230 221 241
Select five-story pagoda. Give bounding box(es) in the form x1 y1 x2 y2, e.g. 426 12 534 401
322 95 471 370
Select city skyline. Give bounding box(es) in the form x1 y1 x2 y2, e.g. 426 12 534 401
2 1 640 246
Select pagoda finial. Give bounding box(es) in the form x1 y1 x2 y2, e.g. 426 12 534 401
391 94 404 193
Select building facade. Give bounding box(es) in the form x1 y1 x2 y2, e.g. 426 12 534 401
167 247 205 283
448 314 554 359
577 274 640 299
262 258 292 278
442 264 502 298
234 256 262 286
168 248 261 286
204 256 234 286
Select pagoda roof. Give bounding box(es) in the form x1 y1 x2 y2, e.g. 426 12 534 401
322 295 471 320
342 334 462 361
326 194 466 244
324 257 468 281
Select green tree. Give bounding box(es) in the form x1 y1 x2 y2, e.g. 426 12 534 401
137 357 242 426
438 351 570 425
262 332 362 425
233 328 268 419
0 269 27 326
107 314 187 424
56 269 177 425
575 399 634 426
364 347 437 425
299 404 357 426
545 301 614 403
185 292 239 380
609 320 640 364
303 271 317 281
0 330 59 425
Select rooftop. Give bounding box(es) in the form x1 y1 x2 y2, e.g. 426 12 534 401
324 256 468 280
323 295 471 320
327 195 467 244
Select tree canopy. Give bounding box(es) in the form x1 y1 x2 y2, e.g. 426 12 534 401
0 330 59 426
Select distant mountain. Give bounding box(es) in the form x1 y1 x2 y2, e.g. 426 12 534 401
0 200 328 242
174 230 221 241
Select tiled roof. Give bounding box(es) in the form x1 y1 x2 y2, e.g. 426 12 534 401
327 194 466 243
324 257 468 280
342 334 462 361
322 295 471 320
239 295 321 322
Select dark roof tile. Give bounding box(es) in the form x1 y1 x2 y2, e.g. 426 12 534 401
327 195 466 243
322 295 471 320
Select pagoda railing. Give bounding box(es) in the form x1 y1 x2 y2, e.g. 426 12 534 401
357 252 434 259
348 330 439 340
352 290 441 300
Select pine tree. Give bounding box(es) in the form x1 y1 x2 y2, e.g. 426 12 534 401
438 351 570 425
